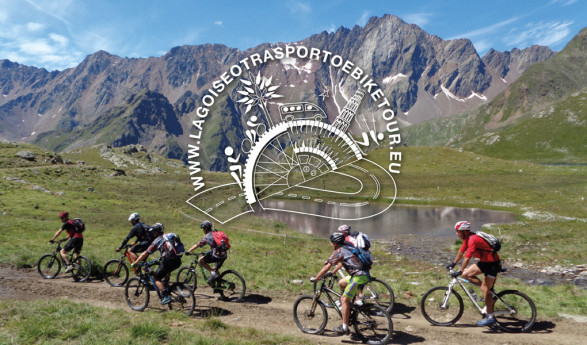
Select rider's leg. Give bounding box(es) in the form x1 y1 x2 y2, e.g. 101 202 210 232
128 251 138 263
462 264 483 285
60 248 70 266
198 256 213 273
338 277 348 296
481 275 496 314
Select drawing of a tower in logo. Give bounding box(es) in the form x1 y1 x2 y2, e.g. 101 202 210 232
333 89 366 132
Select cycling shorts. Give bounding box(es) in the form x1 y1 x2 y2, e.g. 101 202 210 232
64 237 83 254
203 251 227 270
131 241 151 253
343 275 370 299
476 260 502 278
154 256 182 281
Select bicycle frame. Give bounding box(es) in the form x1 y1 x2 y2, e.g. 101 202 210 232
53 238 80 265
137 259 167 299
445 269 517 318
314 277 345 318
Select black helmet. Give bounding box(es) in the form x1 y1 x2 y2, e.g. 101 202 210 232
330 232 345 245
200 220 212 231
150 223 164 235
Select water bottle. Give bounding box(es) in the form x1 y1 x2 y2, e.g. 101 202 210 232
469 289 479 301
335 300 342 310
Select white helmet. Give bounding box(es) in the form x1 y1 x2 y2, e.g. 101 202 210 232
454 221 471 231
128 212 140 222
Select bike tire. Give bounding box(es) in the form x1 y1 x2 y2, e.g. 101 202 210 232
71 256 92 282
363 278 395 314
37 254 61 279
293 295 328 334
421 286 464 326
167 283 196 316
493 290 536 333
176 266 197 292
217 270 246 302
352 303 393 345
125 277 150 311
103 259 129 287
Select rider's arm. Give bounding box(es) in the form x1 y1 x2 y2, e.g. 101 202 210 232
50 228 64 242
460 256 472 273
453 251 464 265
187 237 207 253
330 262 344 276
313 262 333 280
119 228 137 249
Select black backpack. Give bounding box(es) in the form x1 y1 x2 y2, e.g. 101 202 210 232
69 218 85 233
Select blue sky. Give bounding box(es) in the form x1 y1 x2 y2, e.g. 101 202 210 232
0 0 585 71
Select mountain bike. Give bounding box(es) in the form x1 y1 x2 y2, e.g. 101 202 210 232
175 252 246 302
37 238 92 282
421 267 536 332
313 268 395 314
103 244 160 287
124 259 195 316
294 275 393 345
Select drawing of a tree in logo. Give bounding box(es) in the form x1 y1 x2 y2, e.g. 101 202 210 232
237 72 282 126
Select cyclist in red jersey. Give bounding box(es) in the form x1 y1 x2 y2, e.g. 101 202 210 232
49 212 83 273
447 221 501 327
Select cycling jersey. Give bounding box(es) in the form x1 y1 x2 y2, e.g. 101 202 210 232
147 235 179 259
460 234 500 262
327 246 369 276
119 222 152 248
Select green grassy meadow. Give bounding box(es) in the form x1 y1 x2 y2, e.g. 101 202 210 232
0 142 586 343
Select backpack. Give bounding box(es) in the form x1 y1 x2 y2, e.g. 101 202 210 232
475 231 501 253
163 233 185 256
212 230 231 251
69 218 85 233
354 232 371 250
345 245 373 271
138 223 153 241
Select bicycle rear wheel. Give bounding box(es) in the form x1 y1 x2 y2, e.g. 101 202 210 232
493 290 536 332
421 286 464 326
104 259 129 287
71 256 92 282
125 277 150 311
293 295 328 334
217 270 246 302
38 254 61 279
167 283 196 316
176 266 197 292
363 278 395 314
352 303 393 345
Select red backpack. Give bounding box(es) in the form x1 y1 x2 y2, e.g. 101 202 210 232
212 230 230 251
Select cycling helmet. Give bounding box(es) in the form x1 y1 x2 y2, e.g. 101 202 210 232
58 211 69 219
150 223 164 235
200 220 212 231
455 221 471 231
329 232 345 245
337 224 351 234
128 212 140 222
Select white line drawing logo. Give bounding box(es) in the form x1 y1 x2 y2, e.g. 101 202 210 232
186 45 402 224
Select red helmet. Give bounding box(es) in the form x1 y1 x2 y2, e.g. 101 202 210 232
454 221 471 231
58 211 69 219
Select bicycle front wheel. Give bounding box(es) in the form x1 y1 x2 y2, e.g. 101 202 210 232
352 303 393 345
217 270 246 302
104 259 129 287
71 256 92 282
493 290 536 332
125 277 150 311
421 286 464 326
363 278 395 314
293 295 328 334
38 254 61 279
167 283 196 316
176 266 197 292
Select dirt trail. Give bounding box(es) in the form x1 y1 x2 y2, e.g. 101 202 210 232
1 266 586 345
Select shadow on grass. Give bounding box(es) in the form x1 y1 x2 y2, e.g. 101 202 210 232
194 306 232 318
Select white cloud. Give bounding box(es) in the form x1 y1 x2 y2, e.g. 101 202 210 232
286 1 311 14
26 22 43 31
357 11 370 26
20 39 55 55
214 20 223 26
451 17 519 40
504 20 573 48
403 13 433 27
49 33 68 46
